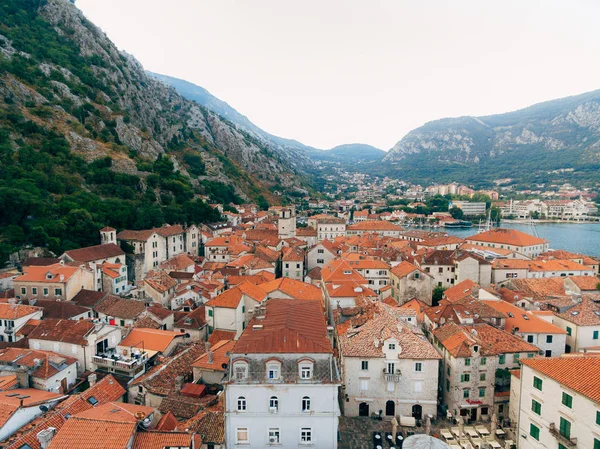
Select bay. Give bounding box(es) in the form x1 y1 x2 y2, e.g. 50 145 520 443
443 222 600 257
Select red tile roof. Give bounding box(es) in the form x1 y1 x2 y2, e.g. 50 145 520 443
119 328 185 353
260 278 322 301
14 264 79 284
192 339 234 371
443 279 479 302
132 432 192 449
28 319 95 345
347 221 403 231
233 299 332 354
208 330 236 346
521 356 600 403
467 228 546 247
64 243 124 263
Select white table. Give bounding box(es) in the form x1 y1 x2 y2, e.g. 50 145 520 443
495 429 506 437
490 441 502 449
465 427 478 438
441 430 454 441
476 426 490 436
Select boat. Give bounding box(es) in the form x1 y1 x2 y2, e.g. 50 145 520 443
444 220 473 228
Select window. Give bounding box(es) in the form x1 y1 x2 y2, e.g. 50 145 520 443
300 428 312 444
361 361 369 371
498 355 505 365
268 428 280 445
31 287 37 295
530 423 540 441
269 396 279 412
446 379 450 392
527 335 534 343
447 367 451 376
546 335 553 343
43 288 48 296
513 354 520 363
317 259 324 264
20 287 26 295
267 363 280 380
531 399 541 415
545 350 552 357
479 388 486 398
87 396 98 406
208 309 213 317
566 326 572 336
237 396 246 411
388 343 396 350
533 376 543 391
234 362 248 381
480 357 486 365
460 373 470 382
300 365 312 379
387 362 395 374
415 362 423 372
594 330 599 340
463 389 469 398
597 411 600 425
236 428 249 444
302 396 311 412
465 358 471 366
480 373 486 381
559 417 571 439
317 249 324 254
360 379 369 391
562 392 573 408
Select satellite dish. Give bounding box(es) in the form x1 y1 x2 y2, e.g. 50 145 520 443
221 363 228 370
39 405 49 412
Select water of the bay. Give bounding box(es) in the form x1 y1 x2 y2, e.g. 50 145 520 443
443 222 600 257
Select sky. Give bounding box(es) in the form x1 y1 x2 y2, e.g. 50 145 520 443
76 0 600 151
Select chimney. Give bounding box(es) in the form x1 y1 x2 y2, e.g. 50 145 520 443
207 351 214 364
37 427 56 449
88 373 97 387
204 341 211 353
175 375 184 393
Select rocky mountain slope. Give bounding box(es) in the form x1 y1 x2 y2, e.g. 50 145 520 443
315 144 385 162
384 89 600 186
0 0 313 261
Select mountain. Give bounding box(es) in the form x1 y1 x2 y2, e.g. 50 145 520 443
384 89 600 186
317 144 385 162
0 0 311 262
150 72 384 165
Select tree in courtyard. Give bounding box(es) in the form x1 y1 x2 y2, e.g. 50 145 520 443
449 206 464 220
432 285 446 306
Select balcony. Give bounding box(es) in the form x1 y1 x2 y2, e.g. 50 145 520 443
549 423 577 447
93 351 148 376
383 371 401 382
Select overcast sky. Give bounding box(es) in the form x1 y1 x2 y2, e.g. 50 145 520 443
77 0 600 150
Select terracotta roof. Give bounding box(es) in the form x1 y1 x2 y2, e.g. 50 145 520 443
555 295 600 326
233 299 332 354
2 375 125 449
282 247 304 262
467 228 546 247
205 283 265 309
0 375 18 391
433 322 539 358
93 296 144 320
155 411 178 431
208 330 236 346
0 303 41 319
522 356 600 403
71 289 109 308
99 226 116 232
174 306 207 330
132 432 192 449
321 259 366 283
347 221 403 231
0 348 77 379
528 259 594 272
14 264 79 284
306 266 322 280
130 343 205 396
399 298 429 322
21 257 61 267
296 227 317 236
28 319 96 345
444 280 479 302
326 281 377 298
64 243 124 263
567 275 600 291
192 339 234 371
259 278 322 301
227 272 275 286
143 270 177 293
419 236 465 247
119 328 185 353
507 278 566 299
338 303 440 359
391 260 427 279
133 315 161 329
159 254 195 272
47 417 136 449
183 410 225 444
0 388 65 428
146 303 174 321
483 299 566 334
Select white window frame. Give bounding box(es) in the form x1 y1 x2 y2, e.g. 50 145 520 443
267 362 280 380
415 362 423 372
236 427 249 445
237 396 246 412
302 396 311 412
300 428 312 444
300 363 313 380
269 396 279 413
268 428 280 445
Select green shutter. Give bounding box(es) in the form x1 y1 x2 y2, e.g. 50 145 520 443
531 399 541 415
596 410 600 425
481 357 486 365
562 392 573 408
499 355 505 364
559 417 571 439
594 330 599 340
479 388 485 397
465 358 471 366
530 423 540 440
533 376 543 391
567 327 572 336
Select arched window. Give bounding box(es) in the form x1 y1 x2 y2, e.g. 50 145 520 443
233 361 248 381
266 361 280 380
269 396 279 413
302 396 311 412
237 396 246 411
298 359 314 380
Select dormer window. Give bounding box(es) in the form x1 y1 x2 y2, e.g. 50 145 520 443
46 272 53 280
299 361 313 380
267 361 281 380
233 361 248 381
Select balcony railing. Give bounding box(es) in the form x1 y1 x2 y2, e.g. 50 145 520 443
549 423 577 447
93 352 147 374
383 372 401 382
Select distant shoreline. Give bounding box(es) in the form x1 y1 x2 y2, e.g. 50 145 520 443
501 219 600 225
